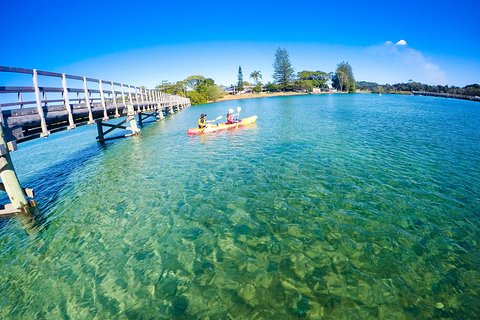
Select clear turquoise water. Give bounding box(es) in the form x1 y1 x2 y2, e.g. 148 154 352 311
1 94 479 319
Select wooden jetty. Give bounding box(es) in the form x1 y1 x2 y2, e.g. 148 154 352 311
0 66 190 218
412 91 480 102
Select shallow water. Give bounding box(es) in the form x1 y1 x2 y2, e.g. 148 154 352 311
1 94 479 319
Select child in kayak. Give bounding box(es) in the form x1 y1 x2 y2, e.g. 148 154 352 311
226 109 237 124
198 113 207 128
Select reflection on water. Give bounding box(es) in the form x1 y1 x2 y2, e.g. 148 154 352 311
1 94 479 319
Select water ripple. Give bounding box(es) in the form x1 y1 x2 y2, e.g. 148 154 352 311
1 94 479 319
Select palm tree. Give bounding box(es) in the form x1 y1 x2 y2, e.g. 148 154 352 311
250 70 262 85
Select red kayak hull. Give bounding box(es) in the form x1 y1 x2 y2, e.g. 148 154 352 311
187 115 257 135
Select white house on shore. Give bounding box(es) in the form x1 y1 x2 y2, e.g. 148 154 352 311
224 85 259 95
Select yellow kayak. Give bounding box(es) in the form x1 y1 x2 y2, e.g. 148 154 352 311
187 115 257 135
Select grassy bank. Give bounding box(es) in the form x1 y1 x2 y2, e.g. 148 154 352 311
214 92 310 102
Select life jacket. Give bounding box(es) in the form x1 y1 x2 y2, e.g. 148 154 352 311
226 113 234 123
198 117 206 128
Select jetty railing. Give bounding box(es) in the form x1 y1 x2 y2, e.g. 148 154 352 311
0 65 190 219
412 91 480 102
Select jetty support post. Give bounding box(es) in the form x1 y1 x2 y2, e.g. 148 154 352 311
176 97 181 111
137 87 145 127
149 90 154 112
32 69 50 137
127 85 140 135
61 74 76 129
161 91 166 118
83 77 95 124
154 91 161 120
120 83 127 116
99 80 109 120
140 87 146 112
169 96 174 114
0 125 36 217
156 91 164 120
146 89 151 111
96 120 105 143
151 90 155 112
111 81 120 118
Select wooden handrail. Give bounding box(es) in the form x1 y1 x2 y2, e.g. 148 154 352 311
0 65 191 141
0 66 34 74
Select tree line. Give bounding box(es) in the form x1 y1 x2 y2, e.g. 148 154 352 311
159 48 358 104
236 67 264 93
264 48 356 93
157 47 358 104
157 46 479 105
356 81 480 97
155 75 224 105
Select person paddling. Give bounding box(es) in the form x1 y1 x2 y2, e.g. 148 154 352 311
198 113 207 128
226 108 237 124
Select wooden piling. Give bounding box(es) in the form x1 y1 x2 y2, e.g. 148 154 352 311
111 81 120 118
32 69 50 137
62 74 76 129
83 77 95 124
99 80 109 120
140 88 146 112
0 125 29 214
127 85 140 135
155 91 164 119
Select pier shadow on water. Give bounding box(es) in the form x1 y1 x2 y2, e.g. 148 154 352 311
0 132 124 235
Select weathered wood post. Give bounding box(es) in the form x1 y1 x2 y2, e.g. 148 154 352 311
32 69 50 137
156 91 164 119
148 90 155 119
127 85 140 135
137 89 143 128
169 96 174 114
153 90 163 119
137 88 144 127
120 83 127 115
83 77 94 124
61 74 76 129
130 86 138 112
152 90 158 119
111 81 120 118
146 88 150 111
0 125 29 214
160 91 165 119
140 87 146 112
96 121 105 142
151 90 155 111
98 80 109 120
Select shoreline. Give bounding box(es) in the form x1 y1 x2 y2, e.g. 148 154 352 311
211 91 480 104
214 91 314 102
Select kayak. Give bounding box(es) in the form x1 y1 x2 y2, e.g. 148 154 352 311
187 115 257 135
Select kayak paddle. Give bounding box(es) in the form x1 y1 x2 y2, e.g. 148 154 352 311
202 115 223 132
233 107 241 120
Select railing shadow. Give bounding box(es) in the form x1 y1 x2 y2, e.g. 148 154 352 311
0 106 182 237
0 138 109 235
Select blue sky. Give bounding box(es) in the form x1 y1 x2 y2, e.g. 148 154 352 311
1 0 479 88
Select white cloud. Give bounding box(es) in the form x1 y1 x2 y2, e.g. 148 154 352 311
364 41 447 84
